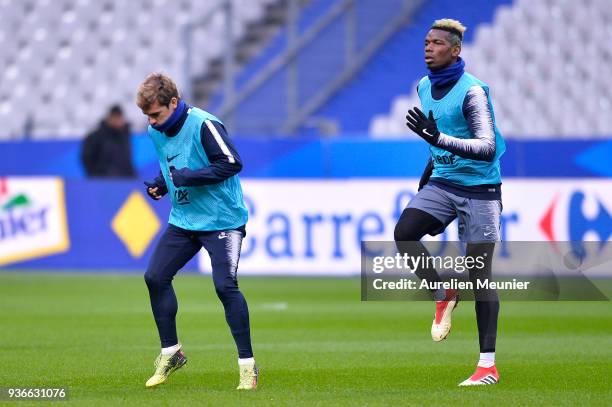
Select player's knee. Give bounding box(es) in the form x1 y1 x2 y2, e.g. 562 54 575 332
393 222 404 241
214 278 239 298
144 271 163 289
394 220 419 241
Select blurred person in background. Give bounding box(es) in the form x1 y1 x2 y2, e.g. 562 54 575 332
80 104 136 178
394 19 505 386
136 73 257 390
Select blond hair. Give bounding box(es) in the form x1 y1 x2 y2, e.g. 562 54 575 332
431 19 466 46
136 72 180 110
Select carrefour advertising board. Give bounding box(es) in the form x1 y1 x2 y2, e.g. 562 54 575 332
1 177 609 274
199 179 612 275
0 178 69 266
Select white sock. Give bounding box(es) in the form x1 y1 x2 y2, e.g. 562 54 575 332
238 357 255 366
477 352 495 368
161 344 180 355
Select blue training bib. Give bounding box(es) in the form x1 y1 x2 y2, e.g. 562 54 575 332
417 73 505 186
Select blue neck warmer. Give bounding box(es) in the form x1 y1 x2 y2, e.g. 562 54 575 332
428 57 465 87
152 99 187 133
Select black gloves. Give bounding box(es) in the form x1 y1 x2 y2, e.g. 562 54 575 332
144 175 168 200
406 107 440 145
168 166 193 188
144 167 194 200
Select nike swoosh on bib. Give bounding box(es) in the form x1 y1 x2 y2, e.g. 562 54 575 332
167 154 180 162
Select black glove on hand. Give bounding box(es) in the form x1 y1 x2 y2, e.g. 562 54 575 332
169 166 193 188
406 107 440 145
144 179 168 200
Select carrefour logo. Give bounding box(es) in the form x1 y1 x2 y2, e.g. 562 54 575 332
540 190 611 256
569 191 611 247
0 178 70 266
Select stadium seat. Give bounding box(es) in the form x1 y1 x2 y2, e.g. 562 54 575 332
370 0 612 138
0 0 276 139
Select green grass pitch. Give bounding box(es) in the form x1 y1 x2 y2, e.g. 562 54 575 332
0 272 610 406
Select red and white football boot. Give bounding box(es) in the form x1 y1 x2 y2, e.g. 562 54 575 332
459 365 500 386
431 289 458 341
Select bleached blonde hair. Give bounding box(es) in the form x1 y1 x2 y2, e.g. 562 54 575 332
431 19 466 46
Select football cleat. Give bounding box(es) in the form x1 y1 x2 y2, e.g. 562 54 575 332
431 289 458 341
145 347 187 388
458 365 499 386
236 362 258 390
